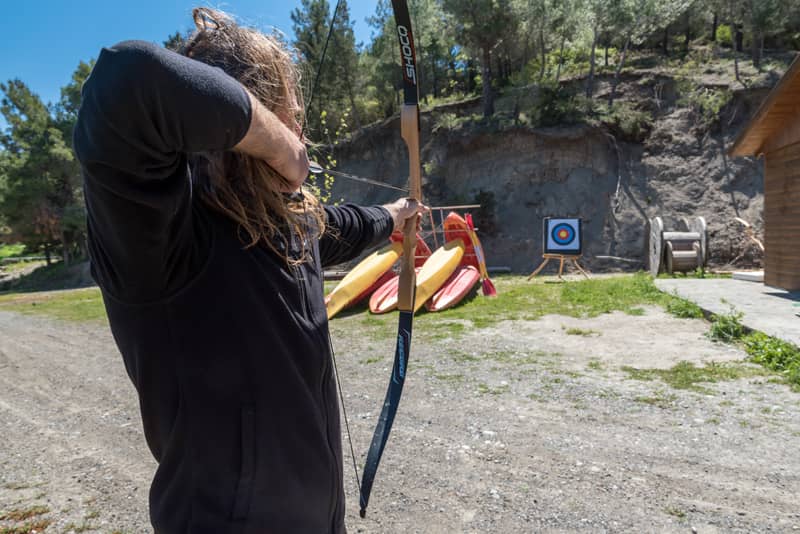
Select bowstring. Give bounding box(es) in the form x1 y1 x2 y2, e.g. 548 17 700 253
304 0 343 127
303 0 365 505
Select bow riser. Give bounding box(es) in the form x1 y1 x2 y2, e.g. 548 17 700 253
396 106 421 311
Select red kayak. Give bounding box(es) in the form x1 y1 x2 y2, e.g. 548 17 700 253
443 212 479 269
347 270 395 308
421 212 484 312
426 265 480 312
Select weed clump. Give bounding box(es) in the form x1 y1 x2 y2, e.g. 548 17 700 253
743 333 800 389
708 310 746 343
666 297 704 319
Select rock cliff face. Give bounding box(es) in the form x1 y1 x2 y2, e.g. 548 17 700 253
320 85 768 274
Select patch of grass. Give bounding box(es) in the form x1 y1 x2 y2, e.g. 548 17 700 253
665 297 704 319
408 273 673 328
0 288 106 322
587 359 604 370
63 521 96 533
0 519 52 534
0 506 49 521
664 506 686 519
634 392 678 409
565 327 599 336
1 482 39 490
486 350 546 365
360 356 383 365
450 351 480 363
328 274 712 333
743 333 800 390
0 243 26 260
356 314 394 340
422 320 467 339
434 373 464 383
622 361 771 393
477 383 510 395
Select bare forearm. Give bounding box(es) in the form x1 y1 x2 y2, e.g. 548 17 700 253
234 91 309 188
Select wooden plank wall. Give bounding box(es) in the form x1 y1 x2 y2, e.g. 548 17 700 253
764 141 800 290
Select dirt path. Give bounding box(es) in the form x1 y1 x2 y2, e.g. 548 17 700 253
1 306 799 533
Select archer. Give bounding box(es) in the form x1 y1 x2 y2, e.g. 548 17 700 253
73 7 424 532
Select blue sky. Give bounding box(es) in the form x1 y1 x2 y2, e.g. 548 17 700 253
1 0 378 129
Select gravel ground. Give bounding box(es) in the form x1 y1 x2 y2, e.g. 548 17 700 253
1 304 799 533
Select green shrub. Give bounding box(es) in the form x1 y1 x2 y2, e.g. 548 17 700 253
708 310 745 343
715 25 733 47
531 82 586 127
601 102 653 142
676 76 732 133
432 112 465 132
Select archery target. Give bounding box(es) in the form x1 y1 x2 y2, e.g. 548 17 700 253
544 218 582 254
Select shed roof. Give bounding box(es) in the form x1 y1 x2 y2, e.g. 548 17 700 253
730 54 800 157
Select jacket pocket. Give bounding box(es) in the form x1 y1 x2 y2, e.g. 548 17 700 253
231 404 256 520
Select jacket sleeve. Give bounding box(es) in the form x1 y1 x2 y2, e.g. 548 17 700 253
318 204 394 268
73 40 251 301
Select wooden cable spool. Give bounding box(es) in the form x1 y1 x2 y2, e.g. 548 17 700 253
688 216 708 264
648 216 664 277
665 241 703 274
650 216 708 275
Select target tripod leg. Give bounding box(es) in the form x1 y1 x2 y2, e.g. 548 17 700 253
573 259 590 280
527 258 550 280
557 256 565 279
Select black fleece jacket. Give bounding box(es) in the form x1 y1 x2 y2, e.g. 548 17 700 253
73 40 393 533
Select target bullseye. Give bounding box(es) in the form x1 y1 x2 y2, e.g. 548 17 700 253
551 223 576 246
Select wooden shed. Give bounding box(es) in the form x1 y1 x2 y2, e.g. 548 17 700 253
730 54 800 291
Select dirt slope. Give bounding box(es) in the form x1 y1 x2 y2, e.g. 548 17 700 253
318 61 786 274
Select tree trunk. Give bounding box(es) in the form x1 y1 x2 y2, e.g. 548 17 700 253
608 33 632 107
586 25 599 99
44 243 51 266
604 45 609 67
735 25 744 52
752 31 763 70
555 35 567 82
711 12 718 41
663 27 669 56
431 61 438 99
61 231 70 267
482 47 494 117
539 28 546 81
684 11 692 54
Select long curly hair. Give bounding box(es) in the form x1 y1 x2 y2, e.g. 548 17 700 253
181 7 324 264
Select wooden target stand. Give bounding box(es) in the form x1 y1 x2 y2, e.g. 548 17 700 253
527 254 591 280
528 218 590 281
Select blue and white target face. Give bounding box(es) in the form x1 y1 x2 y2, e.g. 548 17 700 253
545 218 582 253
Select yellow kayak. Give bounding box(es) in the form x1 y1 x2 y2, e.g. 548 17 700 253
413 239 465 312
326 241 403 319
